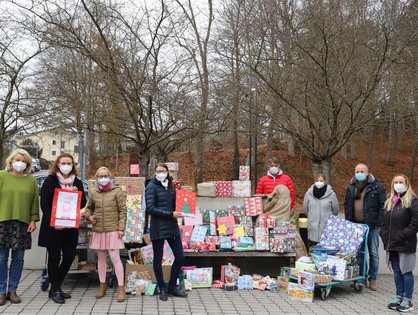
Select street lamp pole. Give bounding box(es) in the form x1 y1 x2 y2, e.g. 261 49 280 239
249 76 257 194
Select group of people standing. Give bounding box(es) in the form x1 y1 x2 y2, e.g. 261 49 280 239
257 158 418 313
0 149 417 312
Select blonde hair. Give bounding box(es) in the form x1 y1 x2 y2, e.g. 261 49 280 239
6 149 33 174
384 174 417 210
95 166 112 178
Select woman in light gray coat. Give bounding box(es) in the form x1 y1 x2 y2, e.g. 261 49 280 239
303 174 339 246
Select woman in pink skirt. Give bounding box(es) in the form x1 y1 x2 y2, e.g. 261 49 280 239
85 167 127 302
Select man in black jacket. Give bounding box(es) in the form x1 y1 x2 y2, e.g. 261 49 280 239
344 163 386 291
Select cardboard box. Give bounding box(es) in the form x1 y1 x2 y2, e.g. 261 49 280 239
125 263 172 286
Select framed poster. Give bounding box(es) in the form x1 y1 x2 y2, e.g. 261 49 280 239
50 188 82 228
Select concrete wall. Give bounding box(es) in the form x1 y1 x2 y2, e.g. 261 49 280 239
24 196 393 275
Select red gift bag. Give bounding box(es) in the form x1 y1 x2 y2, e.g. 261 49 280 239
221 258 240 284
50 188 82 228
175 190 196 214
179 225 194 243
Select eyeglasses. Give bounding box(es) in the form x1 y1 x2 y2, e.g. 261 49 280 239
156 170 167 174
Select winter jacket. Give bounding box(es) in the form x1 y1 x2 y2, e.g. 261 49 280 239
344 174 386 229
256 171 295 208
38 174 87 248
145 178 179 241
303 185 339 242
380 197 418 253
85 185 127 233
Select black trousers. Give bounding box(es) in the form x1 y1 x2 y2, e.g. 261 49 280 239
152 236 185 290
46 231 78 291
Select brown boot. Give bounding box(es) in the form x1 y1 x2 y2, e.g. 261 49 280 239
117 286 125 303
0 294 6 306
7 292 21 304
96 283 107 299
369 280 377 291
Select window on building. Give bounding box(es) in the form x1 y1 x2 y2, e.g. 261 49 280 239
52 150 56 156
52 140 56 145
61 141 65 149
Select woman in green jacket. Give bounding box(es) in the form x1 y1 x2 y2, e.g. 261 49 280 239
0 149 39 306
85 167 127 302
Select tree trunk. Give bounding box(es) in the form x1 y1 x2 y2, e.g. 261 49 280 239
321 158 333 186
0 140 4 170
311 160 321 179
195 133 204 187
350 142 356 160
139 149 151 178
409 139 417 183
366 127 373 167
341 143 347 160
288 134 295 157
386 114 393 165
265 121 273 170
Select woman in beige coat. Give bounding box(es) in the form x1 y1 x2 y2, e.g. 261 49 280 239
85 167 127 302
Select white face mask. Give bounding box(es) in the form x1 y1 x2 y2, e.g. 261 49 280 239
59 165 73 175
394 183 406 194
97 177 110 186
156 172 168 182
269 166 279 175
314 181 325 189
12 161 27 173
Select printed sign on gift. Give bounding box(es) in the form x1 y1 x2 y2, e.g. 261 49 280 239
50 188 82 228
175 190 197 214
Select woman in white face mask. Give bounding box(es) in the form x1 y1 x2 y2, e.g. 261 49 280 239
85 167 127 302
0 149 39 306
145 163 186 301
38 153 87 304
380 174 418 312
303 174 339 248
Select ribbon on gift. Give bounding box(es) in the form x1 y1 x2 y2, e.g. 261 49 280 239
258 215 276 229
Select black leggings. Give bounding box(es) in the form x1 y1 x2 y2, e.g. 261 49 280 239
152 237 185 290
47 239 77 291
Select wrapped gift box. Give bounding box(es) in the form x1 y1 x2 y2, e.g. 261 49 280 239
239 166 250 181
197 182 216 197
165 162 179 171
295 260 317 272
326 255 347 281
203 209 228 224
227 205 246 218
254 227 269 251
190 225 208 243
245 197 264 216
238 275 253 290
220 236 232 250
215 181 233 198
236 236 254 248
185 267 213 288
140 244 154 265
257 215 276 229
216 215 235 235
184 213 203 226
179 225 194 244
277 276 289 293
205 236 220 245
232 180 251 197
288 283 314 303
298 271 315 290
173 181 182 190
319 215 368 255
124 194 146 243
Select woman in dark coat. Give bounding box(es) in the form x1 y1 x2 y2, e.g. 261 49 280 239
145 162 186 301
380 174 418 312
39 153 86 304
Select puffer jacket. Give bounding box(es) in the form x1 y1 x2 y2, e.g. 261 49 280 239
85 184 127 232
380 197 418 253
303 185 339 242
344 173 386 229
256 170 295 208
145 178 179 241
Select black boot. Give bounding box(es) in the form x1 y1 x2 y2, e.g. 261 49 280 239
58 288 71 299
50 291 65 304
167 286 187 298
159 287 168 301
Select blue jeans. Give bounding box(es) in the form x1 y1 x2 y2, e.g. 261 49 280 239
0 249 25 294
390 251 414 300
358 227 379 281
152 237 185 290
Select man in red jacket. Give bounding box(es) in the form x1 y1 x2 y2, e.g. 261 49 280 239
255 157 295 209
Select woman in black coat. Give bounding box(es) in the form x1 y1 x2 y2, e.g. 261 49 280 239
39 153 86 304
145 162 186 301
380 174 418 312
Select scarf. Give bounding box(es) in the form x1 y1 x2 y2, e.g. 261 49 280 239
313 184 327 199
56 172 76 189
160 179 169 190
98 182 112 192
354 178 368 199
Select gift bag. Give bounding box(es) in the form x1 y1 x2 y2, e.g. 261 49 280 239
175 190 197 214
179 225 194 244
185 267 213 288
221 259 240 284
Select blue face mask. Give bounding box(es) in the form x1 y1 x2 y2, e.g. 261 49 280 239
355 173 367 182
